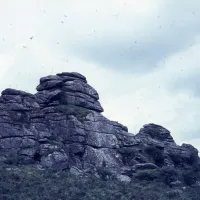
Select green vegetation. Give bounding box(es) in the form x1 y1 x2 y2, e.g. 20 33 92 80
3 154 34 166
133 169 160 181
55 104 92 122
144 146 164 166
1 164 200 200
117 147 137 165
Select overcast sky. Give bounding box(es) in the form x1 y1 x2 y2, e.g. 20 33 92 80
0 0 200 150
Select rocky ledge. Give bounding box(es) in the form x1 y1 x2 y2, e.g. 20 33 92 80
0 72 199 182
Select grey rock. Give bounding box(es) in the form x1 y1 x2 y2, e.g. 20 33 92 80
36 80 63 91
133 163 158 171
41 151 68 168
1 88 34 97
2 95 22 103
83 146 123 169
166 189 183 198
56 72 87 82
170 180 183 189
70 166 84 176
40 75 61 83
20 148 36 157
115 174 131 183
66 143 85 154
35 73 103 112
86 131 118 148
35 89 62 105
62 80 99 100
137 123 175 144
0 71 199 180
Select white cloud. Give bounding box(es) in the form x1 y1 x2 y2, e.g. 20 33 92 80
0 55 14 80
0 0 200 151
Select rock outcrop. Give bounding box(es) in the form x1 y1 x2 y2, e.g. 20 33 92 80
0 72 199 178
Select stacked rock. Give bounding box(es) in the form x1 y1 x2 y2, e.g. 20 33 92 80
137 123 175 144
35 72 103 112
0 72 199 178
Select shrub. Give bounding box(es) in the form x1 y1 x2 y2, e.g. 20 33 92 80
145 146 164 166
96 161 114 181
117 147 136 156
183 186 200 200
160 166 179 186
134 169 160 181
0 165 200 200
166 189 182 198
96 167 113 181
117 147 137 165
55 104 91 122
3 154 32 165
182 170 197 186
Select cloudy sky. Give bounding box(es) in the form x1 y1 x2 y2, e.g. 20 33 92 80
0 0 200 150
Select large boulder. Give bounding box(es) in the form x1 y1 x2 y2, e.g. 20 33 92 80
0 72 199 178
35 73 103 112
136 123 175 144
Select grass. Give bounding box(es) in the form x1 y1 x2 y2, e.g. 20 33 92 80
0 164 200 200
55 104 92 122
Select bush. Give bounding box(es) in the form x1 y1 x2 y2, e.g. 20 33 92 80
117 147 137 155
166 189 182 198
55 104 91 122
169 153 182 166
134 169 160 181
183 186 200 200
96 167 113 181
0 165 200 200
160 166 179 186
145 146 164 166
117 147 137 165
3 154 33 165
182 170 197 186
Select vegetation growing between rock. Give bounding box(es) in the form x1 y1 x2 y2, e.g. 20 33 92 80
1 165 200 200
1 72 200 199
55 104 92 122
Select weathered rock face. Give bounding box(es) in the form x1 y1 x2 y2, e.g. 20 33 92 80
136 123 175 144
0 72 199 176
35 72 103 112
